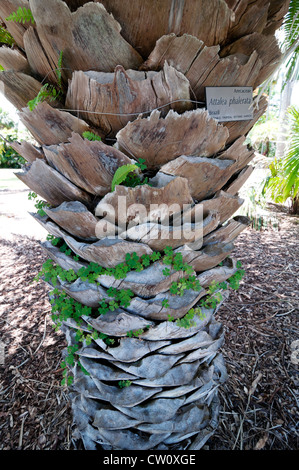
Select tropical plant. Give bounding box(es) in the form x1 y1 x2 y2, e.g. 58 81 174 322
0 134 25 168
6 6 35 25
263 105 299 214
0 106 16 130
247 113 280 158
280 0 299 85
0 109 25 168
0 0 291 451
27 83 62 111
0 24 15 46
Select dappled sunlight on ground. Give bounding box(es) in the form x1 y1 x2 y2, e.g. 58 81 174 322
0 170 48 240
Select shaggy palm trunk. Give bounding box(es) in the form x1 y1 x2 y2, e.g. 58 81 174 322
0 0 290 451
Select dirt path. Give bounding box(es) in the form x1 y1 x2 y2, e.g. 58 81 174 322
0 174 70 450
0 170 47 241
0 236 71 450
0 200 298 450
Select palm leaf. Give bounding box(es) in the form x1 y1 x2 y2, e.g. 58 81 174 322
281 0 299 84
264 106 299 203
283 106 299 199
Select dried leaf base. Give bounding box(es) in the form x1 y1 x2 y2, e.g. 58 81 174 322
61 301 228 451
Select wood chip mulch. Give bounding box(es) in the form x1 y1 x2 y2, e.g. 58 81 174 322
0 207 298 451
209 210 299 451
0 239 72 450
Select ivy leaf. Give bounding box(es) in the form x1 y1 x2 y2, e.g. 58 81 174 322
140 254 151 267
162 267 171 276
150 252 162 262
118 380 132 389
136 158 147 171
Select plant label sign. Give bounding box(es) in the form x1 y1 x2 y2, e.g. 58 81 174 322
205 86 253 122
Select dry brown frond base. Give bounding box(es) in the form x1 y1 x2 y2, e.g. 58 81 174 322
0 208 298 450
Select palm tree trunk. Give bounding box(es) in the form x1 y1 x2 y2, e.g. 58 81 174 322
0 0 291 451
291 194 299 214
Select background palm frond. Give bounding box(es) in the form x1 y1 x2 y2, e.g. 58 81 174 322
281 0 299 84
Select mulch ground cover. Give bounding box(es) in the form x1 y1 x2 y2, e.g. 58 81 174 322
209 210 299 451
0 206 298 451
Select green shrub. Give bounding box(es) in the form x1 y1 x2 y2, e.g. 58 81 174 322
262 106 299 214
0 134 25 169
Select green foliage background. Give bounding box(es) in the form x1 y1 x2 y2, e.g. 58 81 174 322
0 108 25 168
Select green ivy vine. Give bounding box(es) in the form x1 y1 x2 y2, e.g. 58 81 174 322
35 234 245 386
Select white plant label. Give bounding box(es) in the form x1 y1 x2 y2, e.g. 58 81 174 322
205 86 253 122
